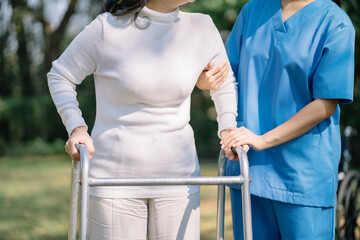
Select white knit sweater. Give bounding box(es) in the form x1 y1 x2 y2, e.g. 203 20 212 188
48 6 237 198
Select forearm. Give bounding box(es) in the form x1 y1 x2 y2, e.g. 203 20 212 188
262 98 338 148
48 73 88 136
211 77 238 137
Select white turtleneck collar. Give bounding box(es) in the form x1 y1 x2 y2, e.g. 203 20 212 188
138 6 180 24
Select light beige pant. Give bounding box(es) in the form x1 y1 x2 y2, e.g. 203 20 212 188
88 192 200 240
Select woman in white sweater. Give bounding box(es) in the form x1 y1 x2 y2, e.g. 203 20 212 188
48 0 237 239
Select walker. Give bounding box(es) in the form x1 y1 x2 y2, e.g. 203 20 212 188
67 144 253 240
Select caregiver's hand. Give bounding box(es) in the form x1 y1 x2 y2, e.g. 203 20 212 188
196 61 230 91
221 129 250 161
221 127 266 154
65 126 95 161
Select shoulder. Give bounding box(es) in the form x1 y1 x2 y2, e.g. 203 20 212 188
179 11 224 47
77 12 134 43
72 13 106 41
241 0 268 14
322 0 355 33
94 12 134 30
242 0 264 9
179 11 215 26
235 0 271 23
179 11 220 35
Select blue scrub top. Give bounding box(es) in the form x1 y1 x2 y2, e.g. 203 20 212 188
225 0 355 207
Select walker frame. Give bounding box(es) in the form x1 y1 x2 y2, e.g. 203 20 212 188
67 144 253 240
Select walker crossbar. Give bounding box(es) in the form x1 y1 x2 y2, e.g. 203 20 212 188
89 176 244 186
68 144 253 240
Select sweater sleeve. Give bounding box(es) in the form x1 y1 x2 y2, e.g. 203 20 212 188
206 17 238 138
47 14 104 136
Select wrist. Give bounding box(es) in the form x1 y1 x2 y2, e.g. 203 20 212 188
261 132 277 149
220 130 226 139
71 126 87 135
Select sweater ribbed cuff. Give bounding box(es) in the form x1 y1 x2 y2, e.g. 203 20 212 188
65 117 88 137
217 112 237 138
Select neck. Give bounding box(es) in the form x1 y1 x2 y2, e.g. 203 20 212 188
281 0 315 8
146 0 179 13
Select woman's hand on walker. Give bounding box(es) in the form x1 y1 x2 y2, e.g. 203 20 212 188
221 127 267 153
221 129 249 161
65 126 95 161
196 61 230 91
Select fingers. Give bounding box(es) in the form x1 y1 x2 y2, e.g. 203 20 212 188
220 127 238 143
66 139 95 161
197 62 230 91
225 145 249 161
86 143 95 159
207 61 227 75
204 62 214 71
221 127 242 145
221 127 248 152
65 126 95 161
225 150 239 161
211 64 230 90
221 127 266 152
223 137 241 152
206 62 229 89
242 145 250 153
212 62 229 80
65 139 80 161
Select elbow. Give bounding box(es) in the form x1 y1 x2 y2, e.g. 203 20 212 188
326 105 337 118
316 99 338 119
325 99 339 118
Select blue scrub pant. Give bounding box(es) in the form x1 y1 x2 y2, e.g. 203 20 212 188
229 188 335 240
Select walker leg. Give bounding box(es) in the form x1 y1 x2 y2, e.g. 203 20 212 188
68 160 80 240
77 144 90 240
237 147 253 240
216 150 227 240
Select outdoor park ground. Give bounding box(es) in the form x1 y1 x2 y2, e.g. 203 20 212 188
0 154 233 240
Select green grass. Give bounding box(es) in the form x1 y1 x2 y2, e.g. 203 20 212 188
0 155 233 240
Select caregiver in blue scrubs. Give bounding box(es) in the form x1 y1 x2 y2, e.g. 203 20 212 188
197 0 355 239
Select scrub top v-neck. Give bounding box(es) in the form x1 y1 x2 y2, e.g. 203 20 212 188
272 0 320 33
225 0 355 207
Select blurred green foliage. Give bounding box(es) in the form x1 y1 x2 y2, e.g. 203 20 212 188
0 0 359 161
339 0 360 166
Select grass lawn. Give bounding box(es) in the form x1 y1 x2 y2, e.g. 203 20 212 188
0 154 234 240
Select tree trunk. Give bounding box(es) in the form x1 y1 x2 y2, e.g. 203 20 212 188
45 0 78 71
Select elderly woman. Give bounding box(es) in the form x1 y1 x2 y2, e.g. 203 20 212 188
47 0 237 239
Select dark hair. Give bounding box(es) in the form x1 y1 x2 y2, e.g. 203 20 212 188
332 0 342 7
102 0 147 16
